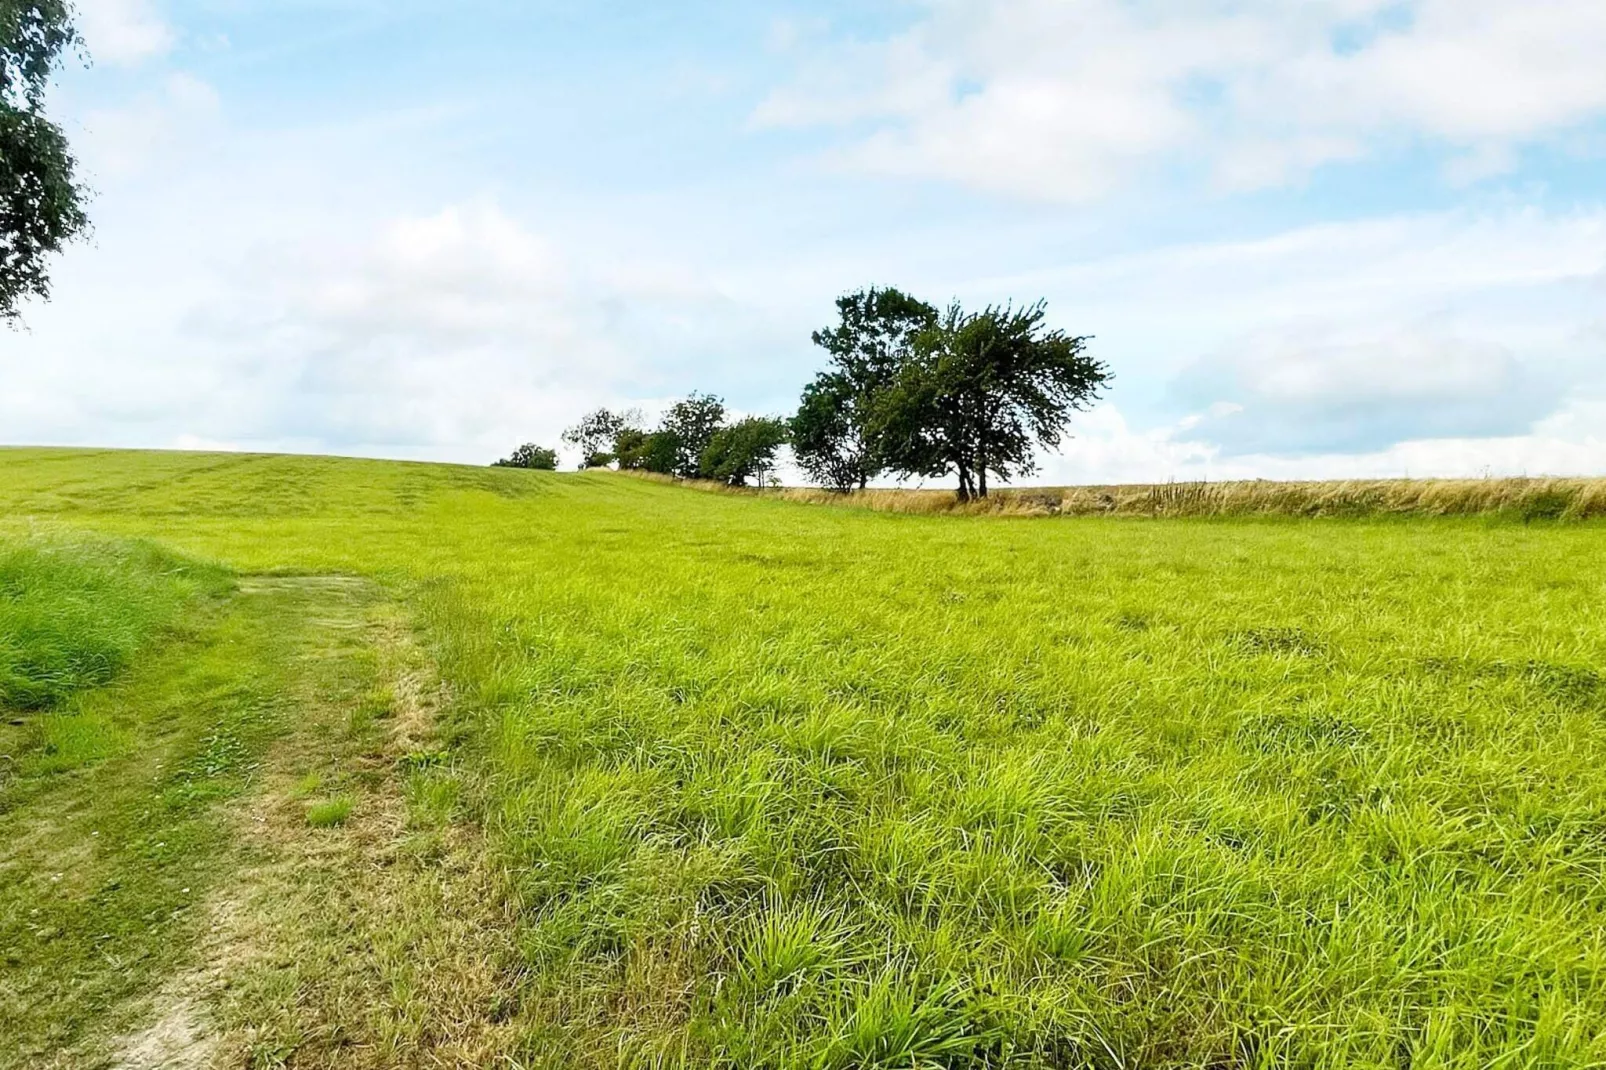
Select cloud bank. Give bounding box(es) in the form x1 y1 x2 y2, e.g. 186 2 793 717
758 0 1606 199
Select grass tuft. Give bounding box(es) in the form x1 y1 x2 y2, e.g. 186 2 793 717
306 796 355 828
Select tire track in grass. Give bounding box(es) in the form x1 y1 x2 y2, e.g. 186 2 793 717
113 577 524 1070
0 573 518 1069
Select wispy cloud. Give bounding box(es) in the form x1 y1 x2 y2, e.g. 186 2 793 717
77 0 175 67
757 0 1606 199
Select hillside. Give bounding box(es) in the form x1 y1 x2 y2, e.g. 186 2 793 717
3 448 1605 1068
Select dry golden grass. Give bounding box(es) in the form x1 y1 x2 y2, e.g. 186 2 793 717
725 476 1606 520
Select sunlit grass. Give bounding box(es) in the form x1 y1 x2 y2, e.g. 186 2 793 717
2 447 1604 1066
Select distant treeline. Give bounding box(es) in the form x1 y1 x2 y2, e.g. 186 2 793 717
496 288 1109 500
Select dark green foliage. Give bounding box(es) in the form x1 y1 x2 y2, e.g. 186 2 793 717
1521 489 1571 523
614 428 679 475
1 0 89 322
791 372 870 492
611 393 730 478
871 301 1108 499
793 289 937 491
492 444 559 470
660 392 727 478
812 287 939 385
562 407 643 470
702 416 788 486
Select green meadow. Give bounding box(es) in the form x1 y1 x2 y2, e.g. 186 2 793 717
3 447 1605 1068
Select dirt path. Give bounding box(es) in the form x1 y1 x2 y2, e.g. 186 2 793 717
103 578 523 1069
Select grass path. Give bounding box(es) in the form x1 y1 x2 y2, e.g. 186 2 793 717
2 573 516 1069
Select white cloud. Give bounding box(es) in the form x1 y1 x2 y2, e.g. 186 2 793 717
182 202 744 455
77 0 175 67
1032 399 1606 486
80 72 221 177
1172 324 1563 454
757 0 1606 200
0 195 771 463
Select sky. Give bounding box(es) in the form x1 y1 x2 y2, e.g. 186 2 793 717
3 0 1605 483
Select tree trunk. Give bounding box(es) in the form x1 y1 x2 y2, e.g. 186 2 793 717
970 434 984 499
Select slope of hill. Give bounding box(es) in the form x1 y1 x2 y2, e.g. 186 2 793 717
3 447 1605 1068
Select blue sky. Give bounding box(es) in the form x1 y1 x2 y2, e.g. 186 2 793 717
4 0 1604 482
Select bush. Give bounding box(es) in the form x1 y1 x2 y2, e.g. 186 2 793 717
493 444 558 470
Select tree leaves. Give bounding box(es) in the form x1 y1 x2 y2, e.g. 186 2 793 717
1 0 89 323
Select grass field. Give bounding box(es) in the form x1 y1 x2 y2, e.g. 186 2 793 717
3 447 1605 1068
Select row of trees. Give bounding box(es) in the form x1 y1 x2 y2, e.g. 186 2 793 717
500 288 1109 500
557 396 789 486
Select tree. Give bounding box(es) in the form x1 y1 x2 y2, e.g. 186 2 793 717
792 288 936 491
871 301 1107 500
701 416 788 487
492 443 559 470
561 407 643 469
614 428 678 475
2 0 89 323
790 373 862 491
659 392 726 479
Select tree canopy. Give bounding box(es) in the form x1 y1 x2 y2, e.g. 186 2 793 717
702 416 787 487
2 0 89 323
493 444 558 470
792 288 937 491
529 291 1104 500
658 392 727 479
562 407 643 469
871 301 1107 499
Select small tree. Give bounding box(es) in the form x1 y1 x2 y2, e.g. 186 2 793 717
871 301 1107 499
562 407 643 469
701 416 788 487
2 0 90 322
792 288 936 491
492 444 559 470
660 392 726 479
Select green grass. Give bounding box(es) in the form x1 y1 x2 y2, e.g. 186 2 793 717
0 541 392 1065
305 795 355 827
0 535 228 711
2 447 1605 1067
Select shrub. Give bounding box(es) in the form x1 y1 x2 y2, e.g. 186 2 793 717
493 444 559 470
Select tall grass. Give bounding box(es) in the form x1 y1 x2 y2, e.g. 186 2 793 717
772 476 1606 520
0 536 228 709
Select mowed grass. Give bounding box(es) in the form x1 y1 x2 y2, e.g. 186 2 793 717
2 447 1605 1067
